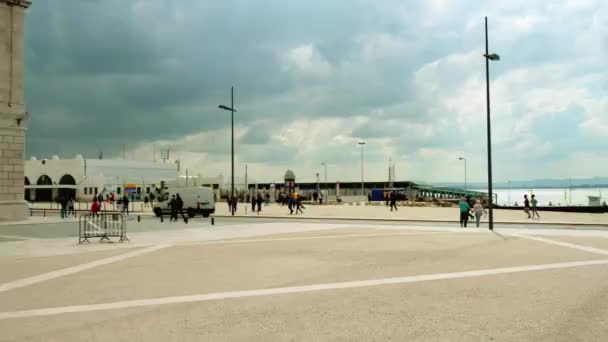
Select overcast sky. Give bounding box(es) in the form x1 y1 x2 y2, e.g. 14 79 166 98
24 0 608 184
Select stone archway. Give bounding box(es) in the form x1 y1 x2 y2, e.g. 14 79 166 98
58 174 76 199
35 175 53 202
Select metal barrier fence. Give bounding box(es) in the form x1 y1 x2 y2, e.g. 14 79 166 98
78 213 128 244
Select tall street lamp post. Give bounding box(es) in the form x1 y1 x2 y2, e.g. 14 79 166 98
458 157 467 192
484 17 500 230
219 86 237 216
358 141 366 196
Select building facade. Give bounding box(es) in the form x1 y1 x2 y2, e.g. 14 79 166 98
0 0 30 220
25 157 178 202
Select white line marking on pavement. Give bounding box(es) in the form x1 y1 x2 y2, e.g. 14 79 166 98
0 234 32 240
183 231 442 246
0 244 172 293
2 258 607 320
511 234 608 256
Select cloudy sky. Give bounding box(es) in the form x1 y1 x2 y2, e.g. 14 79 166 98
24 0 608 184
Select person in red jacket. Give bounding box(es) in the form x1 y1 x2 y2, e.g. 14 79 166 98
90 200 101 217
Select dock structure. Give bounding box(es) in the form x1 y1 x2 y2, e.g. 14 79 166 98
241 178 496 204
412 185 492 201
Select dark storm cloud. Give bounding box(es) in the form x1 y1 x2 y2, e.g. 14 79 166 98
24 0 437 159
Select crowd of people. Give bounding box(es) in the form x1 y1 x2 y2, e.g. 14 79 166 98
53 191 146 218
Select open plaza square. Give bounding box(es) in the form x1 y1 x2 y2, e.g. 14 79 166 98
1 216 608 341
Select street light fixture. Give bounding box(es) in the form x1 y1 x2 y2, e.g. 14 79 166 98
458 157 467 192
484 17 500 231
219 86 237 216
358 141 366 196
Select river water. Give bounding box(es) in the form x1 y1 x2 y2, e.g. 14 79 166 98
471 188 608 206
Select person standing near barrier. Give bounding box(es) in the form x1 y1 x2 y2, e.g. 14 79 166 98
123 194 130 215
90 199 100 217
68 197 75 217
459 197 471 228
169 195 177 222
58 195 67 218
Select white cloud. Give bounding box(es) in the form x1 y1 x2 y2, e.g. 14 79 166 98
281 44 332 79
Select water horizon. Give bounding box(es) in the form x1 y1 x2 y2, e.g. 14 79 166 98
470 187 607 206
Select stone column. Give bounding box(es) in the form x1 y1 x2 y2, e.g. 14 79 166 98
0 0 31 221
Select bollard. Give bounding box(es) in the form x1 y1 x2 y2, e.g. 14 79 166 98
211 217 215 225
137 215 141 222
160 215 164 223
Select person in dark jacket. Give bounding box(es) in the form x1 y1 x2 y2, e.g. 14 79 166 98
251 194 256 212
390 192 398 211
231 196 237 215
169 195 177 222
175 193 187 223
256 193 263 212
288 194 295 214
123 195 130 215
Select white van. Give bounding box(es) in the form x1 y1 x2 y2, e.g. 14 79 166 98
153 187 215 218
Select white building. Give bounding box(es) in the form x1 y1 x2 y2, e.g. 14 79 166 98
24 156 178 201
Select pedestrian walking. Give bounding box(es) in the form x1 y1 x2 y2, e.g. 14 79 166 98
296 196 304 214
144 196 149 208
531 195 540 220
250 195 256 213
368 193 372 203
288 194 295 214
459 197 471 227
524 194 531 219
390 192 398 211
265 192 270 206
472 200 487 228
256 193 263 213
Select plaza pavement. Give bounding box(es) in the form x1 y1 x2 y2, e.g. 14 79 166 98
26 201 607 226
1 219 608 340
216 202 608 226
